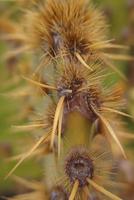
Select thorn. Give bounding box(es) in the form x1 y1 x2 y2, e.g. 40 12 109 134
90 39 114 49
75 52 93 71
12 123 46 131
104 53 134 61
102 57 127 81
50 96 65 149
58 105 64 158
102 107 134 119
91 106 127 159
5 133 49 179
69 180 79 200
11 175 41 190
6 149 42 162
12 124 45 130
87 178 122 200
91 43 129 50
22 76 57 90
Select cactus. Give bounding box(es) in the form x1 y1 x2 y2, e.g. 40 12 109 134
1 0 134 199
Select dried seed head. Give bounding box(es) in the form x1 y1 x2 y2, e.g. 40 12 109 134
50 186 68 200
65 147 94 187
